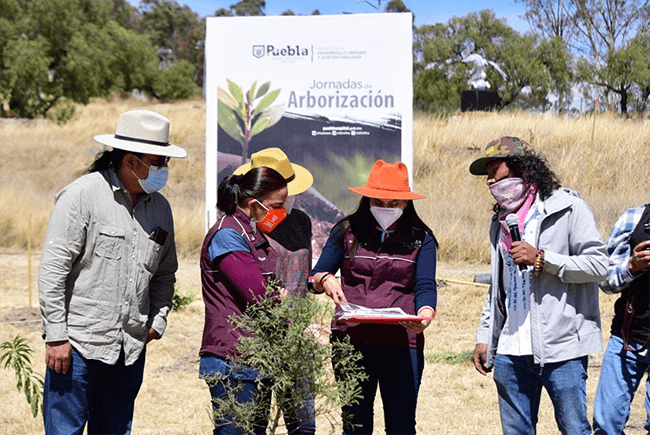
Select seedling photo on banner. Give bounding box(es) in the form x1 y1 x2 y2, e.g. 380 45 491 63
205 13 413 256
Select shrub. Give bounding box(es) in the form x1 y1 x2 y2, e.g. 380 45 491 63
153 60 197 102
0 334 44 417
172 286 196 312
206 281 367 434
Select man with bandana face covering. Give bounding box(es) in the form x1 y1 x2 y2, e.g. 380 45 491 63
469 136 608 435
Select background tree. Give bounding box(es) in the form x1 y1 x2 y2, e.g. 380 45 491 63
109 0 141 29
629 34 650 113
516 0 575 41
536 36 574 111
568 0 650 112
138 0 205 83
213 0 265 17
230 0 266 16
385 0 411 13
0 0 197 121
516 0 575 111
413 10 554 112
214 7 234 16
413 23 468 112
576 33 650 114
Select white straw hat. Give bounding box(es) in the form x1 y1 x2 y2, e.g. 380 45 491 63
93 110 187 158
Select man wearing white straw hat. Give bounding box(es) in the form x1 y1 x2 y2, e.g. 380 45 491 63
38 110 187 435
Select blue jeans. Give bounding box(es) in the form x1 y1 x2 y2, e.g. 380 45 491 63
333 344 424 435
279 378 316 434
593 334 650 434
200 354 272 435
493 354 591 435
43 346 146 435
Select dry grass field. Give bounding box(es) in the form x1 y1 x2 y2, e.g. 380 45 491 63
2 98 650 434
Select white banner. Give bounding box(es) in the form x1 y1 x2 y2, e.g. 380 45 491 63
205 13 413 255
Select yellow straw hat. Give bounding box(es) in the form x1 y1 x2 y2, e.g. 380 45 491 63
233 148 313 195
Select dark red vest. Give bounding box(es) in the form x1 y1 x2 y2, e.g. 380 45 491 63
332 228 425 349
199 208 277 358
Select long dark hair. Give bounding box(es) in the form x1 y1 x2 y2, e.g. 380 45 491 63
217 167 287 215
505 149 561 199
493 149 562 214
335 196 438 247
84 149 130 174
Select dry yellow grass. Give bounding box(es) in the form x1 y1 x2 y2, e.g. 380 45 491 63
2 254 649 434
413 110 650 262
3 99 650 434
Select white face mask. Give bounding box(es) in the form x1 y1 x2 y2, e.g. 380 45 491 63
133 157 169 194
370 206 403 230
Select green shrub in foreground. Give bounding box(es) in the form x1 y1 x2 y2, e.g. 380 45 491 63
206 281 367 434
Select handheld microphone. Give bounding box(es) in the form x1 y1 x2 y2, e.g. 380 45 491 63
505 213 526 271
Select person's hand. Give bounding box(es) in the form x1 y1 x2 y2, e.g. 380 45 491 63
510 241 538 266
322 274 347 305
629 241 650 275
304 323 332 345
401 307 434 334
146 328 160 344
45 341 72 374
473 343 491 375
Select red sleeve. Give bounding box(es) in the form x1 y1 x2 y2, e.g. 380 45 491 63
217 251 269 305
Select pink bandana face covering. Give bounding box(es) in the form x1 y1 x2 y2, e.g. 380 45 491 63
489 177 538 251
489 178 529 213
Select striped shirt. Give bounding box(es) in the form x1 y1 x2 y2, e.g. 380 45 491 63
601 205 646 294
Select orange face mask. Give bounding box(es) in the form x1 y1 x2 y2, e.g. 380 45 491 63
253 199 287 233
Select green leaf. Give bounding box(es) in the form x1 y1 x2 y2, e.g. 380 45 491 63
30 395 39 418
218 100 244 144
227 79 244 106
0 351 11 368
252 88 281 116
255 81 271 99
24 376 31 400
247 80 258 103
16 368 23 391
249 116 269 137
218 87 239 111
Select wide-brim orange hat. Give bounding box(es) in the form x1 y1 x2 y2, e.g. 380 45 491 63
349 160 425 200
233 147 313 196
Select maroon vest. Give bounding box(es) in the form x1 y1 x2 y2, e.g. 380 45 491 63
199 208 277 358
333 228 425 348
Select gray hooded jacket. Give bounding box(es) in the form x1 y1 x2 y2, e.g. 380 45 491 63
476 188 608 368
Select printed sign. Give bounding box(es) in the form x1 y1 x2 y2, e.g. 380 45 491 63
205 13 413 256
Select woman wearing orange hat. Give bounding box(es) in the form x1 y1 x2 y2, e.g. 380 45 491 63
309 160 438 435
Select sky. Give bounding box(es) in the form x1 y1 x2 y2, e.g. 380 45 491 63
144 0 531 33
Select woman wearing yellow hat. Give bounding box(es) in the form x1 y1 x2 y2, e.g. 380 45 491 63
233 147 317 434
198 165 289 435
310 160 438 435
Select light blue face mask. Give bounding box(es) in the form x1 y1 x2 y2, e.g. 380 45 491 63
133 157 169 194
